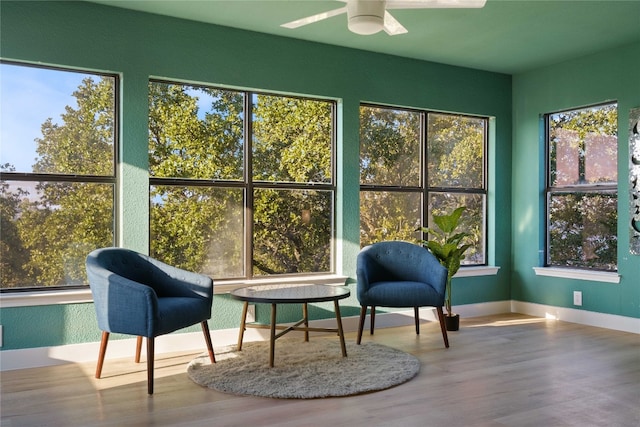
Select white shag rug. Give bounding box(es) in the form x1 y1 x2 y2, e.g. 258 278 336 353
187 339 420 399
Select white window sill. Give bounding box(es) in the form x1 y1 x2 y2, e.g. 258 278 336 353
0 275 350 308
0 289 94 308
533 267 620 284
455 266 500 278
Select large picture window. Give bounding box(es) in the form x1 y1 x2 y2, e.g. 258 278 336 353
149 81 335 279
545 102 618 271
359 105 487 265
0 62 117 290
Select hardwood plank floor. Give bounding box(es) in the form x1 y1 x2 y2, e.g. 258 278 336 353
1 313 639 426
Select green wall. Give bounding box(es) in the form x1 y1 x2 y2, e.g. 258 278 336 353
512 41 640 318
0 1 513 350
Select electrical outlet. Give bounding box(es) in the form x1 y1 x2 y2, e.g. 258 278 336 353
573 291 582 306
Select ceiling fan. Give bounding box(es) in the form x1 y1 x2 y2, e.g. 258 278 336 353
281 0 487 36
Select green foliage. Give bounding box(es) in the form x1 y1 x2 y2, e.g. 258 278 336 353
0 175 29 286
359 106 421 186
419 206 472 316
2 76 336 287
548 192 617 270
148 83 333 277
427 114 484 188
1 77 115 288
253 95 332 183
359 107 485 263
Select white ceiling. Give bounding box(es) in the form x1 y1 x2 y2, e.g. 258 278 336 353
89 0 640 74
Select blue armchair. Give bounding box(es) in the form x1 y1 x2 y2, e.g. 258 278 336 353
86 247 215 395
356 241 449 347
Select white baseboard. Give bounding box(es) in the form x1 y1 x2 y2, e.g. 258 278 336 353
1 300 636 371
511 301 640 334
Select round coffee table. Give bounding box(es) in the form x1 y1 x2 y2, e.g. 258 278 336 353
230 283 351 367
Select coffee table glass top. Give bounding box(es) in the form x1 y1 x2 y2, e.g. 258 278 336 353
230 283 350 304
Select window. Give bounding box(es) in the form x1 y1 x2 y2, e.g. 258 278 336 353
148 81 335 279
0 62 117 290
545 102 618 271
359 105 487 265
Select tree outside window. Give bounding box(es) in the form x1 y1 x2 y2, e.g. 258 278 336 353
0 62 116 290
359 105 487 265
148 81 335 279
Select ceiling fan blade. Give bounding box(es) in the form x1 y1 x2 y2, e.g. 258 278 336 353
386 0 487 9
383 11 408 36
281 6 348 29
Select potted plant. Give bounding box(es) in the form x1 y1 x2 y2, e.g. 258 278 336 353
419 206 472 331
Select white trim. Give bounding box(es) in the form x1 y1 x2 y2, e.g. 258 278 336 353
455 266 500 278
0 274 349 308
533 267 620 283
512 301 640 334
0 289 94 308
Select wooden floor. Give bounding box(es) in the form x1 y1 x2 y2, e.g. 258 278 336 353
1 313 639 427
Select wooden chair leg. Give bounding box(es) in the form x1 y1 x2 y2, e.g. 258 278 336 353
95 331 109 379
135 336 143 363
147 337 155 395
414 306 420 335
357 306 367 344
436 306 450 348
370 306 376 335
201 321 216 363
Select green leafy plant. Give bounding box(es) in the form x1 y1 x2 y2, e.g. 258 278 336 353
419 206 472 317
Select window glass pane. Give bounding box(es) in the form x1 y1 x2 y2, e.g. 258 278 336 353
253 189 332 275
427 113 484 189
1 181 114 289
149 82 244 180
549 104 617 187
0 63 115 176
546 103 617 271
548 192 617 271
359 106 421 186
150 185 244 278
359 190 421 247
252 94 333 183
149 83 336 280
1 63 116 291
428 192 485 265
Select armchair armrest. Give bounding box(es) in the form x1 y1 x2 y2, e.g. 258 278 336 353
87 266 158 337
417 258 448 296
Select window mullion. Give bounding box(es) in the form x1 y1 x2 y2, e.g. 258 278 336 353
245 92 254 280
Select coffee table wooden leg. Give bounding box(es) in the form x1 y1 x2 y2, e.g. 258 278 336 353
269 303 277 367
303 302 309 342
237 301 249 351
334 300 347 357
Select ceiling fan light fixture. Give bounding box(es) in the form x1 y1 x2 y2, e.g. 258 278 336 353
281 0 487 36
348 14 384 35
347 0 385 35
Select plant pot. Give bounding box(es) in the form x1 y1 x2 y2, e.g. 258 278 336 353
445 314 460 331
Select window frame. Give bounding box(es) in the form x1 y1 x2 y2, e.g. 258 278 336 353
148 79 337 282
359 103 489 266
543 101 618 272
0 61 119 293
